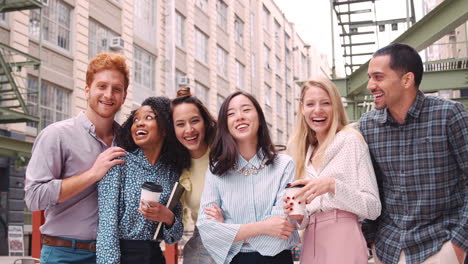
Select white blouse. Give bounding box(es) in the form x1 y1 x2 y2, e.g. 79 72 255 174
297 127 381 230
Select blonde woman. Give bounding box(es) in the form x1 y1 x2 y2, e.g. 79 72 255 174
284 78 381 263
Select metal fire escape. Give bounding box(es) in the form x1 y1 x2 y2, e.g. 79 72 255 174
332 0 415 76
0 0 42 157
331 0 468 121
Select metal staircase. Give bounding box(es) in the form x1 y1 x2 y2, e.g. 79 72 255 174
0 43 40 124
332 0 415 75
0 0 42 158
0 0 42 12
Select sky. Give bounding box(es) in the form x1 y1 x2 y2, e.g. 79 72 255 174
274 0 334 63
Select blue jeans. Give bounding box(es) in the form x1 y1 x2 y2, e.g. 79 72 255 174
40 237 96 264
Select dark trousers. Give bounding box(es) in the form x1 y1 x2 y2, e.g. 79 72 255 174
120 239 166 264
231 250 293 264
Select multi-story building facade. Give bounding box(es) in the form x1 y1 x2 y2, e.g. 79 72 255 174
0 0 329 256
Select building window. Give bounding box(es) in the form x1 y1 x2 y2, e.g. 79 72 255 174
284 33 290 50
391 23 398 31
30 0 72 51
265 84 271 106
251 54 256 79
217 94 225 111
195 0 208 10
262 5 270 32
175 12 185 48
195 28 208 64
235 60 245 89
302 54 308 79
234 15 244 45
276 92 282 115
88 20 118 59
27 77 71 129
0 13 7 24
286 100 292 124
276 56 282 77
217 46 228 78
133 46 155 104
264 45 271 70
217 0 228 32
286 67 291 84
134 0 156 43
274 19 281 40
195 82 209 105
277 129 283 144
175 70 186 89
250 12 255 37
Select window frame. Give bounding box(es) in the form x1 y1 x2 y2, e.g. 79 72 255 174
29 0 72 51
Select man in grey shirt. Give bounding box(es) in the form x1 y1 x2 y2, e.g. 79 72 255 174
25 53 128 264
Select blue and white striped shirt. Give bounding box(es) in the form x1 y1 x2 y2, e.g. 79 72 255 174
197 152 300 264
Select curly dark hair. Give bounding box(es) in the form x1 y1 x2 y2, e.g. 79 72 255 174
209 91 277 176
116 96 190 173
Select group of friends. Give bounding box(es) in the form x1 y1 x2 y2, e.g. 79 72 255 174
24 42 467 264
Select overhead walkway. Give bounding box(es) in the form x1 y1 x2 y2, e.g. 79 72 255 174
332 0 468 120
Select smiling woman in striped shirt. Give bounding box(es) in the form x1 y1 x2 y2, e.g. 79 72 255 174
197 91 300 264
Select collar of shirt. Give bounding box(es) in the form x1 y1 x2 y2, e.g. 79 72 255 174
375 90 426 125
77 111 120 146
235 150 266 170
128 148 164 171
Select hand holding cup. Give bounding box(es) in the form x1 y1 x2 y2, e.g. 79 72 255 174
284 183 306 221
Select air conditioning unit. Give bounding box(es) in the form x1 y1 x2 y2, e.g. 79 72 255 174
42 0 49 6
178 76 190 86
109 37 124 50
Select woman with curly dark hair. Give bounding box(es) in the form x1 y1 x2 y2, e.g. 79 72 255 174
171 87 217 264
197 91 299 264
96 96 190 264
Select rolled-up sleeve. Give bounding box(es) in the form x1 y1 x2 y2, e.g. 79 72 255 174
197 170 243 264
24 128 63 212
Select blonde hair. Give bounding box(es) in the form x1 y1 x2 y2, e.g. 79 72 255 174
288 78 349 179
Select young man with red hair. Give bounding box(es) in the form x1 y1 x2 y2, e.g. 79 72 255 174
25 53 129 263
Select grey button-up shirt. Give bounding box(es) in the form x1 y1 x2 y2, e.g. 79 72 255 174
25 112 119 240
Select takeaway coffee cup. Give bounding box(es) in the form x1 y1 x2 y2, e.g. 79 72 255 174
285 183 306 216
140 182 163 208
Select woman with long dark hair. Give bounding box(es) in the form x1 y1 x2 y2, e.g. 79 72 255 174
197 91 299 264
96 96 190 264
171 88 217 264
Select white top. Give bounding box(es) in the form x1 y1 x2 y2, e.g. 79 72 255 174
298 128 381 229
197 152 300 264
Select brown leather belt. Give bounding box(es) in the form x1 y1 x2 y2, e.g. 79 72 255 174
41 235 96 252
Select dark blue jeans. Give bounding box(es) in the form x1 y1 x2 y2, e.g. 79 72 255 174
40 239 96 264
230 250 293 264
120 239 166 264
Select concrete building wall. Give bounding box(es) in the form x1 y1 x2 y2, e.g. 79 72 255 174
1 0 328 161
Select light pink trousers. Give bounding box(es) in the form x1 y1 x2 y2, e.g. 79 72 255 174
300 209 368 264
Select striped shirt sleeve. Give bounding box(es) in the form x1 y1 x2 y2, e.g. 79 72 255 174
197 169 243 264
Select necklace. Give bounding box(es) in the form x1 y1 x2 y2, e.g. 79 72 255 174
235 159 267 176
